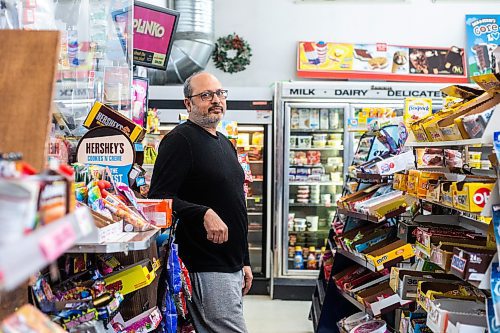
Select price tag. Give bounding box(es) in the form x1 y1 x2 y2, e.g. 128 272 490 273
75 207 93 236
39 224 77 262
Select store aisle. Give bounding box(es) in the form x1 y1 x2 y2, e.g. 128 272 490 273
243 296 313 333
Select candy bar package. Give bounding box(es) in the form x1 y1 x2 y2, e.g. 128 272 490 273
462 106 495 139
84 102 146 142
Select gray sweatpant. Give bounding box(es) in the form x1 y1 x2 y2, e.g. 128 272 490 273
187 271 248 333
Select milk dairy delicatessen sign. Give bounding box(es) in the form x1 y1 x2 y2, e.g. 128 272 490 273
281 82 445 99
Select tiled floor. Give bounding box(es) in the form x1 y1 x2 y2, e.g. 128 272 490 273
243 295 314 333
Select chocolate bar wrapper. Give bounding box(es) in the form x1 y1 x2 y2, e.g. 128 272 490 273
84 102 146 142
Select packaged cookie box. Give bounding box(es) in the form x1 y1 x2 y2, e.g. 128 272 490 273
417 172 443 198
451 181 495 213
437 93 500 141
449 247 496 282
104 258 160 295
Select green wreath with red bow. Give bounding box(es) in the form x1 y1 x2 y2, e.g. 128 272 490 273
212 33 252 74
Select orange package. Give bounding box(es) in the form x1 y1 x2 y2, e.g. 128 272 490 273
137 199 173 228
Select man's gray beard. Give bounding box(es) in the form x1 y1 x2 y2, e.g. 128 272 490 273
190 112 223 129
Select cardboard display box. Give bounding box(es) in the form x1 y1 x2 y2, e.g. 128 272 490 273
104 258 160 296
364 240 415 271
449 247 496 282
426 299 486 333
416 281 481 312
390 268 460 300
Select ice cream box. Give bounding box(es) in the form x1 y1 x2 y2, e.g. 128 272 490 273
449 247 496 282
416 281 479 312
390 268 460 300
104 258 160 296
417 172 443 199
440 181 454 207
84 102 146 142
452 181 495 213
407 170 421 196
472 72 500 94
426 299 487 333
365 240 415 271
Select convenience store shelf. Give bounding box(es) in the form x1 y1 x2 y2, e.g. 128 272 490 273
248 161 264 164
248 212 263 216
67 228 160 254
416 197 490 231
336 249 377 272
316 279 326 306
405 137 491 147
336 287 366 313
291 129 344 133
0 207 95 291
337 207 407 223
290 203 337 207
290 147 344 151
354 173 393 182
290 181 344 186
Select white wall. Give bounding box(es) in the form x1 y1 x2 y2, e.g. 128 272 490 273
204 0 500 87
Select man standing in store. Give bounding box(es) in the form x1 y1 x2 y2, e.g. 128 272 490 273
149 72 252 333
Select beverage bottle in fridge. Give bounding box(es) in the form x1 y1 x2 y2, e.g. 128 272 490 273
318 246 326 265
294 247 304 269
307 247 317 269
329 109 340 130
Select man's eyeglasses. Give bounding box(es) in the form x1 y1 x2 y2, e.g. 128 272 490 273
188 89 228 101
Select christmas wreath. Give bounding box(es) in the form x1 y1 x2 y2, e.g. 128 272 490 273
212 33 252 74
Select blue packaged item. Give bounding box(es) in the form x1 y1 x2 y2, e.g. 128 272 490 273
491 263 500 325
487 298 500 332
494 132 500 163
493 205 500 255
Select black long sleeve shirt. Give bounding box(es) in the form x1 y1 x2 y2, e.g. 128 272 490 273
148 120 250 272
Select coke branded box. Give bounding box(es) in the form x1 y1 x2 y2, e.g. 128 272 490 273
452 181 495 213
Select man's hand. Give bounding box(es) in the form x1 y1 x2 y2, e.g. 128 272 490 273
203 209 228 244
242 266 253 296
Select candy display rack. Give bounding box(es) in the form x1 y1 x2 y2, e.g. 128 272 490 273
312 78 500 333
